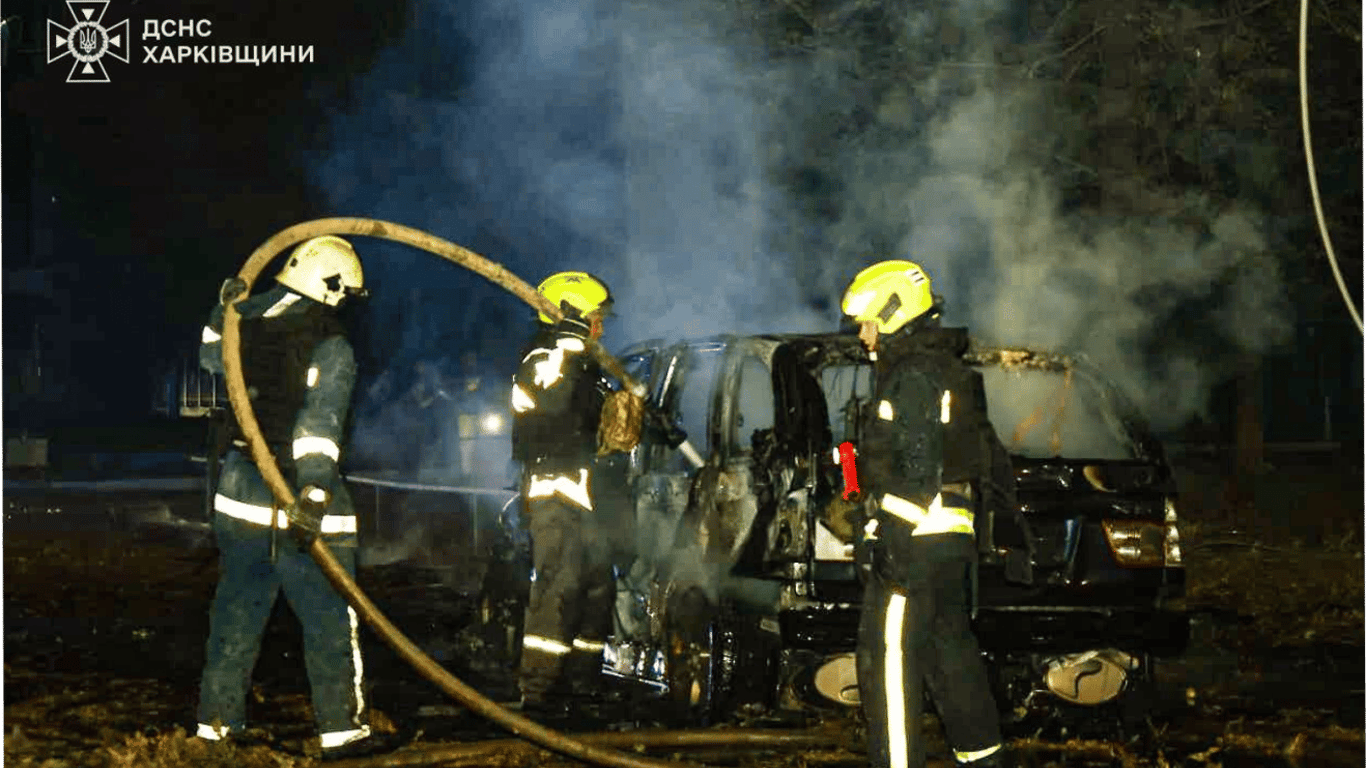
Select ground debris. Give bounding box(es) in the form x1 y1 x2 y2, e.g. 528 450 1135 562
1011 737 1142 768
98 727 311 768
1181 524 1365 648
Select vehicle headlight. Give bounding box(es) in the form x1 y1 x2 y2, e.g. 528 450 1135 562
480 413 504 435
1164 498 1183 566
1101 520 1166 567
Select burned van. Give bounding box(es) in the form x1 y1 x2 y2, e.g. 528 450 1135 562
503 332 1188 732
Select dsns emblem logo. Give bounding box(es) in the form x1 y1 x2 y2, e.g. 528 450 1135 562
47 0 129 83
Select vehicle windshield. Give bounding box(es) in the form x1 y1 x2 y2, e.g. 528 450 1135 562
818 362 1138 460
978 366 1136 460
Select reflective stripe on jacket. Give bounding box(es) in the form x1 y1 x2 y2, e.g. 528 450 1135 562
881 492 974 537
214 494 357 533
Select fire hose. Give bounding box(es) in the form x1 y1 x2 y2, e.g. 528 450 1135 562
221 217 706 768
324 728 846 768
1298 0 1362 334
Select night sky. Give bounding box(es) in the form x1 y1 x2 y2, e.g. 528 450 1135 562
3 0 1362 442
5 0 429 427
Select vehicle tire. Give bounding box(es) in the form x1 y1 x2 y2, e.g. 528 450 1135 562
665 590 778 725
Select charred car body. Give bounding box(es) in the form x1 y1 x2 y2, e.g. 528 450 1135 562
499 332 1188 731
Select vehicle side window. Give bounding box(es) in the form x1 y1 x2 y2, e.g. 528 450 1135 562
733 354 775 452
661 346 725 471
622 352 653 396
821 364 873 446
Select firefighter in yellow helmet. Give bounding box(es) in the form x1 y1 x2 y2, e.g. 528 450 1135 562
842 260 1017 768
508 271 619 716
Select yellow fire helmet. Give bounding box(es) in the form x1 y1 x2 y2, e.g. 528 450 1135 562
840 259 935 335
536 271 614 324
276 236 365 306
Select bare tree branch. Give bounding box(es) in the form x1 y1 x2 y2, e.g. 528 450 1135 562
1027 24 1108 78
1313 0 1364 42
1191 0 1280 29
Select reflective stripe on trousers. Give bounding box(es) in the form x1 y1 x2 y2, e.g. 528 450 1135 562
523 634 573 656
885 591 912 768
955 744 1003 764
858 536 1002 768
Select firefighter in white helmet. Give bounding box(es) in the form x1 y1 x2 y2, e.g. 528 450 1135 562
842 259 1016 768
195 236 389 759
508 271 620 716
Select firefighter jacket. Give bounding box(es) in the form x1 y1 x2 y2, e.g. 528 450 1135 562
199 284 358 533
861 328 945 517
509 322 609 507
861 323 1020 544
893 326 1016 505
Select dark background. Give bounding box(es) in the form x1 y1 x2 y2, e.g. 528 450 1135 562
4 0 411 432
3 0 1361 453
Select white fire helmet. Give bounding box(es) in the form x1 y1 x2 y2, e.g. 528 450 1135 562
276 236 366 306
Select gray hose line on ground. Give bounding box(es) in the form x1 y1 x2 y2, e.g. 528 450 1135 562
221 217 703 768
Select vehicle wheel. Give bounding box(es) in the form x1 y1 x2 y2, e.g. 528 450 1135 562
664 589 777 725
476 527 531 673
664 586 714 722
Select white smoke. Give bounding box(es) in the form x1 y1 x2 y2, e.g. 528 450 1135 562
315 0 1295 461
809 18 1294 431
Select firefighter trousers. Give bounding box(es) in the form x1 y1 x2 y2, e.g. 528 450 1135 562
197 512 367 741
518 494 615 700
856 533 1002 768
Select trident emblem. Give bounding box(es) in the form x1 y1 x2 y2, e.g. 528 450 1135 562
47 0 129 83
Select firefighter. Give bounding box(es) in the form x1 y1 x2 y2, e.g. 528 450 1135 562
842 259 1009 768
194 236 387 760
508 271 618 714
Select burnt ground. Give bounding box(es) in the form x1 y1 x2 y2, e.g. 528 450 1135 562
4 462 1364 768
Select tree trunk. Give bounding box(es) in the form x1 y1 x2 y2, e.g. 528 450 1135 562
1230 353 1266 530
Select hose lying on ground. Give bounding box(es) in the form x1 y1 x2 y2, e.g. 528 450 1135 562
221 217 699 768
324 728 848 768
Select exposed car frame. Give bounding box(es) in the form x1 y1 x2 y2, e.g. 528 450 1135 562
506 331 1189 731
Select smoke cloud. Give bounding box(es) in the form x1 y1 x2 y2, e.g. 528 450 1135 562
314 0 1295 563
854 83 1292 430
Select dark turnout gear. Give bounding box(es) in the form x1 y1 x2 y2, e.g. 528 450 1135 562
890 326 1014 497
519 494 616 700
889 325 1031 585
511 321 608 476
844 258 1008 768
853 327 1006 768
232 303 346 447
196 280 372 753
859 336 944 513
510 308 615 703
857 536 1003 768
198 500 365 741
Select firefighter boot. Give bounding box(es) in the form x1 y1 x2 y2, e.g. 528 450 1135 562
958 746 1010 768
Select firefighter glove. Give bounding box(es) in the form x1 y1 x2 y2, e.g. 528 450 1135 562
287 485 330 546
